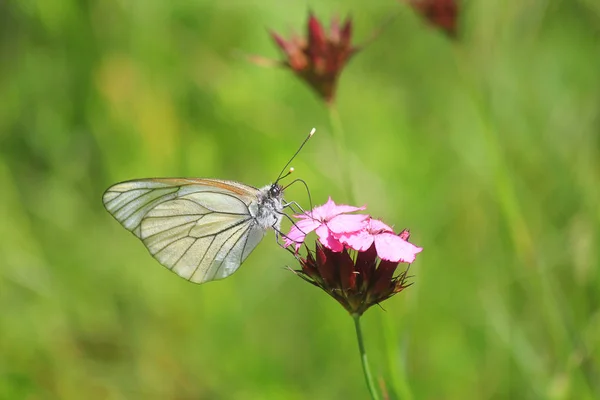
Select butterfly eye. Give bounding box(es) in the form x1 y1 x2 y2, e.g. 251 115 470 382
269 184 281 197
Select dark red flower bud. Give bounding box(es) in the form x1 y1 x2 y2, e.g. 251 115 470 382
261 12 359 104
405 0 459 37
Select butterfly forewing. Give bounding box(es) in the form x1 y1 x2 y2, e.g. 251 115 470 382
103 178 267 284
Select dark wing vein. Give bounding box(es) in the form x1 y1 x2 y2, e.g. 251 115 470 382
193 217 252 239
189 236 217 281
109 187 179 215
239 222 257 266
153 235 195 257
169 237 200 271
105 188 151 208
209 223 253 282
174 197 250 216
142 216 205 241
187 190 252 213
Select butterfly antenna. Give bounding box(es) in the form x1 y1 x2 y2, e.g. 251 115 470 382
274 127 316 184
279 167 294 181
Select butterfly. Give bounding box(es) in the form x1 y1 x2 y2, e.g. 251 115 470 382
102 129 314 285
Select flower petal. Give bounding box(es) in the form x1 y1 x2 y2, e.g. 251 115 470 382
316 224 344 252
295 218 322 234
368 218 393 233
310 197 337 220
337 229 374 252
327 213 369 234
311 197 366 220
283 229 304 250
374 233 423 263
284 218 322 249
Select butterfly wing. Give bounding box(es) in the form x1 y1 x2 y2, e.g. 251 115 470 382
103 178 267 284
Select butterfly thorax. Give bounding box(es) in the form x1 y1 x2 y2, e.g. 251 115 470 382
250 183 284 230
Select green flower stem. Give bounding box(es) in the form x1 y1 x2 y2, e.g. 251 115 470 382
353 314 381 400
328 104 356 204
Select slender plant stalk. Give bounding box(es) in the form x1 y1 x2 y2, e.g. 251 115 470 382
327 104 356 204
353 314 381 400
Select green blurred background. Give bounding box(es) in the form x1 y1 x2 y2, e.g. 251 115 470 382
1 0 599 399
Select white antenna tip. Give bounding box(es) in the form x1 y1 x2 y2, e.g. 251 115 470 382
289 167 294 173
309 127 316 136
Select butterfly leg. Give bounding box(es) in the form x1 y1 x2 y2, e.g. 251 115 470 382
283 200 307 215
272 212 309 252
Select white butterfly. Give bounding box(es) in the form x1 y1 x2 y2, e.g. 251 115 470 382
103 178 285 284
103 129 314 285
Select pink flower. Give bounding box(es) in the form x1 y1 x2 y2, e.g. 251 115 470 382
337 219 423 263
286 197 423 315
285 198 422 264
284 197 368 251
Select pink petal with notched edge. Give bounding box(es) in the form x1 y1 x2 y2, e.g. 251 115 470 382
284 218 323 249
293 197 334 219
337 229 374 251
303 197 366 220
327 213 369 234
315 224 344 252
283 226 305 249
374 232 423 263
295 217 323 235
368 218 393 233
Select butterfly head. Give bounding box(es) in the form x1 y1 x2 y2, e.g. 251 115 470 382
252 183 285 230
